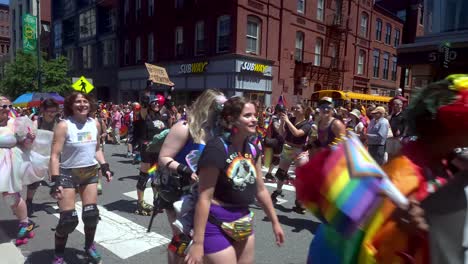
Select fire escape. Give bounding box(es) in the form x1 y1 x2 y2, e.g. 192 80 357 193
295 0 349 93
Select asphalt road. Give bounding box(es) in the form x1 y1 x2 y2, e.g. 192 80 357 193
0 144 320 264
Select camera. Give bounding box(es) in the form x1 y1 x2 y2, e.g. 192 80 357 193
275 104 286 114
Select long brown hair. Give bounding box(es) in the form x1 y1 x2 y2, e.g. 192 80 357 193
63 92 96 117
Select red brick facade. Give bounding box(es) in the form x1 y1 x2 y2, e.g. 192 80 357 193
0 4 9 57
119 0 416 105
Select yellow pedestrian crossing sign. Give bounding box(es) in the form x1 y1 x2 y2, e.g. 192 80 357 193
72 76 94 94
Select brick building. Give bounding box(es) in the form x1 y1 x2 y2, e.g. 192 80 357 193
117 0 417 105
0 4 10 57
52 0 119 101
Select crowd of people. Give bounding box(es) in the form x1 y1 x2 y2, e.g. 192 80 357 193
0 74 467 264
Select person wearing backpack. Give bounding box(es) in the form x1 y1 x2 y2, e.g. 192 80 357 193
157 89 227 264
185 96 284 264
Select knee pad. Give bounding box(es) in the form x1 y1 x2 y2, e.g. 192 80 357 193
275 168 289 181
56 210 79 235
27 181 41 191
136 171 149 191
272 156 280 166
3 193 21 207
82 204 99 228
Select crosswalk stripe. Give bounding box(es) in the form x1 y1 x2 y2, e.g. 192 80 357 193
123 188 154 206
52 202 170 259
264 182 296 192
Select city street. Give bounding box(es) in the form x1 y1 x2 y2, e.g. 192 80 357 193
0 144 319 264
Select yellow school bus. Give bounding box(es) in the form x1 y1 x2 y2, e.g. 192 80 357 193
311 90 392 107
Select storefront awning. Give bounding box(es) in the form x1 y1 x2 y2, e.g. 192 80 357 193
145 63 174 86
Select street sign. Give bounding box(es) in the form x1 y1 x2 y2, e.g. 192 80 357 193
72 76 95 94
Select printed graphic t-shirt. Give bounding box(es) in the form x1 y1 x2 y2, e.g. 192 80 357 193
198 137 260 206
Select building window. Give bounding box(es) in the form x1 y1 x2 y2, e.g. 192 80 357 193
314 38 323 66
385 24 392 44
82 45 93 69
376 19 382 41
79 9 96 39
135 36 141 62
394 29 400 47
373 50 380 78
404 68 410 86
295 31 304 62
217 15 231 53
54 22 62 48
175 0 184 8
317 0 324 21
148 33 154 62
135 0 141 21
175 26 183 56
67 48 74 67
357 50 365 75
330 44 337 68
382 52 389 79
124 39 129 65
297 0 305 14
391 56 397 81
194 21 205 55
123 0 129 24
360 12 368 37
148 0 154 17
102 39 115 66
246 16 261 54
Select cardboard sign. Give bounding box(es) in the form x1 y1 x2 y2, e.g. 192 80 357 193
145 63 174 86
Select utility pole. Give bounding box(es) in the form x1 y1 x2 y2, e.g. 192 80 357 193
36 0 42 92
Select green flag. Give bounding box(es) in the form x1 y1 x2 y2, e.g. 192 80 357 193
23 14 37 53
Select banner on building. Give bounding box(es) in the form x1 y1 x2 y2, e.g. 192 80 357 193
23 14 37 53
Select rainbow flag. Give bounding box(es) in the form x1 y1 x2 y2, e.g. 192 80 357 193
295 133 385 236
9 109 17 119
278 94 287 107
148 163 158 179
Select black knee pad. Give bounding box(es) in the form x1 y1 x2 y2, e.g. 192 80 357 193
27 181 41 191
82 204 99 228
275 168 289 181
136 171 149 191
56 210 79 235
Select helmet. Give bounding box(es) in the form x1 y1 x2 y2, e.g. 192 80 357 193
154 94 165 107
132 102 141 111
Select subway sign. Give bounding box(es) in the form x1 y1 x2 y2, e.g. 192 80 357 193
179 62 209 74
240 61 271 75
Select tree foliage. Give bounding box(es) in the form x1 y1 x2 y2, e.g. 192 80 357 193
0 51 71 98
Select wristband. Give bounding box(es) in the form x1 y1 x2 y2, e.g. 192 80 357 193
49 175 63 195
177 164 193 178
100 163 114 176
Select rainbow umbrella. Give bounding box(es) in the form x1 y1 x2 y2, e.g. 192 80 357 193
13 92 64 108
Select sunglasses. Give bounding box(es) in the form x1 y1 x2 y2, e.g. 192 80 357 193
319 105 332 111
2 104 12 109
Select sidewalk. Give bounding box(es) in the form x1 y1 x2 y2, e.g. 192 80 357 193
0 242 25 264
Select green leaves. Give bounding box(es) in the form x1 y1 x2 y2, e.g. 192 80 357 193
0 51 71 98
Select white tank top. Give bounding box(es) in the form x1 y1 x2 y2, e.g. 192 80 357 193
60 117 98 169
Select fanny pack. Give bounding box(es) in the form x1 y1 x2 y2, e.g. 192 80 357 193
208 211 254 241
70 165 98 180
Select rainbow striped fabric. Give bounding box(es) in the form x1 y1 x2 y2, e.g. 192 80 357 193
296 133 386 237
148 163 158 179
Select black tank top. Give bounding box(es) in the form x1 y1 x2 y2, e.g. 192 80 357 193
317 119 337 147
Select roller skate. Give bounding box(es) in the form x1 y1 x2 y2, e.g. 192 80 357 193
51 255 64 264
292 200 306 214
135 200 153 216
270 190 284 204
132 152 141 165
85 243 102 264
264 173 276 183
15 220 36 246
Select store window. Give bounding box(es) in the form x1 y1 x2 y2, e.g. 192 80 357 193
246 15 261 55
314 38 323 66
216 15 231 53
295 31 304 62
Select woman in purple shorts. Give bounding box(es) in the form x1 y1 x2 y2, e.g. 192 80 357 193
185 96 285 264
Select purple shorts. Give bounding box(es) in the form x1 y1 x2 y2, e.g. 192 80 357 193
204 204 252 254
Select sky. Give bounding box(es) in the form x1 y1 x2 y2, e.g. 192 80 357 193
0 0 8 5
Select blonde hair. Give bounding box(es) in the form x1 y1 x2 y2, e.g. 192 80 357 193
188 89 225 143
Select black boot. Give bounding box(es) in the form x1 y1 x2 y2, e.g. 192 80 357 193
26 199 33 217
292 200 306 214
271 190 282 204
